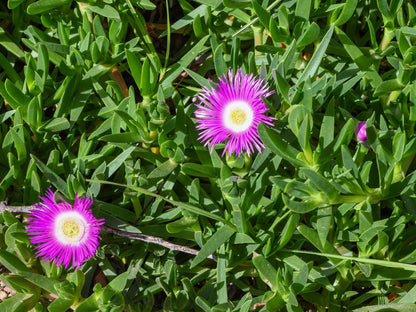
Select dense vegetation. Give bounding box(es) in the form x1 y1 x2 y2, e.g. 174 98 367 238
2 0 416 311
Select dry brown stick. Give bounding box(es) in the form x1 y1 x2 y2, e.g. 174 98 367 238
102 225 215 259
0 203 215 260
0 202 34 213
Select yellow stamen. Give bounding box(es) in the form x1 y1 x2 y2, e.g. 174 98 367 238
62 220 81 238
230 108 247 125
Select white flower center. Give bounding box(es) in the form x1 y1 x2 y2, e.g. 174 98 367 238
222 100 254 133
54 211 87 245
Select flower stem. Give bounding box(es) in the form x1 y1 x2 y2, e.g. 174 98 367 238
380 28 395 51
162 0 171 77
333 193 380 205
252 25 263 55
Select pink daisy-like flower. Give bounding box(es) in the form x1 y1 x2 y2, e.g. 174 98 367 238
355 121 367 143
194 69 275 157
26 189 105 270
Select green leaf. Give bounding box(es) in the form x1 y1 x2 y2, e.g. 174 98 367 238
108 271 129 292
297 224 340 255
161 35 209 88
195 296 213 312
0 293 38 312
277 213 300 250
40 117 70 132
301 168 339 200
0 52 20 82
99 132 141 143
74 294 98 312
258 124 305 167
283 194 322 214
374 79 404 96
293 249 416 272
0 250 30 273
224 0 250 9
295 0 311 21
252 254 277 291
0 27 24 59
332 0 358 26
9 128 26 163
272 71 290 103
333 118 355 152
251 0 270 30
335 27 382 88
48 297 74 312
353 304 416 312
27 0 71 15
55 73 81 117
318 99 334 149
393 131 405 161
298 113 312 152
31 154 68 196
162 4 208 36
107 146 136 177
213 43 228 76
296 22 320 48
183 68 212 88
8 0 25 9
298 24 334 83
317 207 332 247
190 224 235 268
85 2 120 19
147 159 178 180
341 145 359 177
402 26 416 38
136 0 156 10
181 163 218 178
18 272 59 295
269 19 288 43
126 51 142 91
216 245 227 304
193 14 204 38
5 79 30 108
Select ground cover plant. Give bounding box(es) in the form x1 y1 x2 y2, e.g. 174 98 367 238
2 0 416 311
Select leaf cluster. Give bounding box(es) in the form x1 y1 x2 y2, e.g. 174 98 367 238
2 0 416 311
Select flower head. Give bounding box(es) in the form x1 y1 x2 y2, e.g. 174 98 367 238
26 189 104 270
356 121 367 142
194 69 275 157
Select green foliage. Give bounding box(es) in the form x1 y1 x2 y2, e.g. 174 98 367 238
2 0 416 311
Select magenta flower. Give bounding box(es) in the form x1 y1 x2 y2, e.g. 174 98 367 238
26 189 105 270
194 69 275 157
356 121 367 142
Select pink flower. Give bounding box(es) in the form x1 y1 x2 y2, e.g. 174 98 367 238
26 189 104 270
194 69 275 157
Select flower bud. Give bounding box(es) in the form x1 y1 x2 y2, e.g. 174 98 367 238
355 121 368 143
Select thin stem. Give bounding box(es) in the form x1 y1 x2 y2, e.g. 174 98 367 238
252 25 263 55
162 0 171 77
125 0 161 69
232 0 282 38
1 204 215 260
